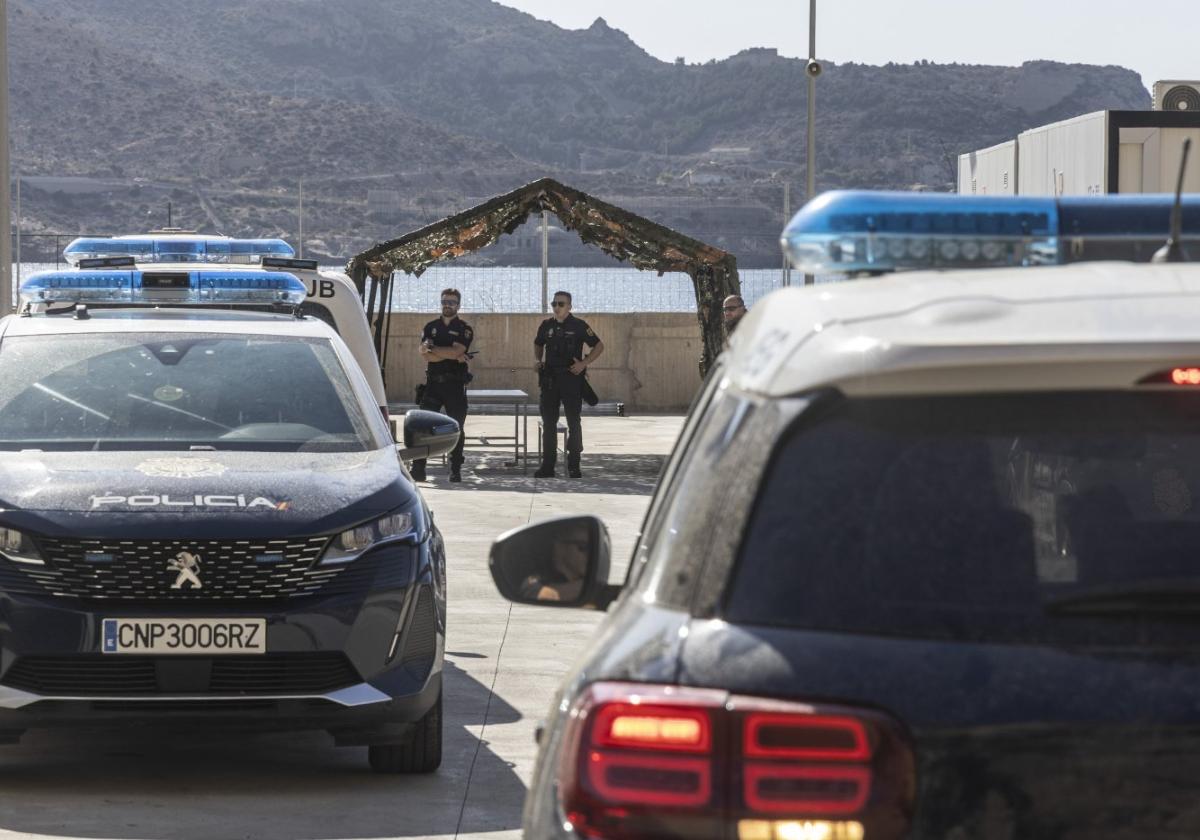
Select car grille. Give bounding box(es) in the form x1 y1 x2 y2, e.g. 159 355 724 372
2 653 360 695
15 536 344 601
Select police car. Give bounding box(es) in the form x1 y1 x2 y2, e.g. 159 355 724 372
59 232 390 421
0 267 459 773
487 191 1200 837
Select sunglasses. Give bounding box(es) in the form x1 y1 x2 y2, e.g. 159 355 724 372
440 299 460 306
723 305 743 312
552 301 569 308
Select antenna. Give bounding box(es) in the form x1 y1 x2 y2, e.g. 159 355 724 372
1153 137 1192 264
167 201 173 229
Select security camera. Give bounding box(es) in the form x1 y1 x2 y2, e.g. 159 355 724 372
806 59 823 78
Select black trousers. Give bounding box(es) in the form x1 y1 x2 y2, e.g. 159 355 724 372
540 370 583 465
415 380 468 470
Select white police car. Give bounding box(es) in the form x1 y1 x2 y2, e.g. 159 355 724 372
487 191 1200 837
0 268 459 773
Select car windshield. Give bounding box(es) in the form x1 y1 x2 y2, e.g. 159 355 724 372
0 332 379 452
726 390 1200 645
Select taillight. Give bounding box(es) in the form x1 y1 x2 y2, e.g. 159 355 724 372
744 713 870 761
558 683 914 840
1138 367 1200 386
594 702 712 752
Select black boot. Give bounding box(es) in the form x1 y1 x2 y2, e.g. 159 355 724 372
449 463 462 483
410 462 426 482
568 456 582 479
534 460 556 478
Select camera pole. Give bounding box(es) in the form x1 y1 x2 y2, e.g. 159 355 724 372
0 0 11 314
804 0 817 286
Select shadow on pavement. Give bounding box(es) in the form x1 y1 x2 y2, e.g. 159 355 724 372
0 661 525 839
420 453 665 496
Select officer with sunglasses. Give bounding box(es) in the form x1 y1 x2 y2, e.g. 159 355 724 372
723 294 748 336
533 291 604 478
412 288 473 483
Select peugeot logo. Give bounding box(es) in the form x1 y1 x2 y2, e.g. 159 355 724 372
168 551 203 589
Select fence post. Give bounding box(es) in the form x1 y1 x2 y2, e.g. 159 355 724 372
782 181 791 288
540 210 549 313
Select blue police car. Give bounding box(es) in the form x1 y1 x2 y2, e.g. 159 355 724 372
0 265 457 773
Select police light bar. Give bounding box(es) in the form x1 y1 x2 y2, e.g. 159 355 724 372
782 191 1058 274
261 256 319 270
1057 194 1200 263
19 269 308 306
63 237 296 266
783 191 1200 275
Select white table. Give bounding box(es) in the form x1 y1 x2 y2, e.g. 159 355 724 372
465 389 530 471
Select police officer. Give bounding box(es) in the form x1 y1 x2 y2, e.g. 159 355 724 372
723 294 748 335
411 288 473 483
534 290 604 478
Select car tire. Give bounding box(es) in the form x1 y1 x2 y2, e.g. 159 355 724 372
368 692 442 774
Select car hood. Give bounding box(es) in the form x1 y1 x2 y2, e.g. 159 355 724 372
0 449 412 539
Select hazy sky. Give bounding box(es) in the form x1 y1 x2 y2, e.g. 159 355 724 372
497 0 1194 92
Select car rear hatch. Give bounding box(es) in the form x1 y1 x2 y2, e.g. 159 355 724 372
687 387 1200 838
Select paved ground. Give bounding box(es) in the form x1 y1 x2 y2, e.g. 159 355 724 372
0 415 685 840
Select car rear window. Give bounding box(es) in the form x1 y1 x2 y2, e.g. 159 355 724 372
725 390 1200 644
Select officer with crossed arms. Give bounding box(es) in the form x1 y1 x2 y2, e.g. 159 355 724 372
412 288 473 483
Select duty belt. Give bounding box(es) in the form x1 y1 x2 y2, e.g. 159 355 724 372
426 372 467 384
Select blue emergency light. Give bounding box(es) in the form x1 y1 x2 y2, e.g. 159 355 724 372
783 191 1200 275
63 237 296 266
20 269 308 306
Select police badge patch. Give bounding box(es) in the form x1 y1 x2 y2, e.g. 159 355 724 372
136 457 228 478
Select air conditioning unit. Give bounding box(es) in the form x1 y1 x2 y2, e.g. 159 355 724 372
1153 81 1200 112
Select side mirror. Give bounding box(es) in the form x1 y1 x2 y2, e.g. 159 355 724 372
488 515 618 610
396 409 460 463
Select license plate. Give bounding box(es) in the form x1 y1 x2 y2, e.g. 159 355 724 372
101 618 266 655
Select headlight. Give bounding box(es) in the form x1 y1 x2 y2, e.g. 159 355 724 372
320 510 416 565
0 527 45 565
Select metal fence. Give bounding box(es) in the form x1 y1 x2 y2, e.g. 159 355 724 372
373 265 795 314
13 219 818 314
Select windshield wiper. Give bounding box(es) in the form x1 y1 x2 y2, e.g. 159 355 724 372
1045 581 1200 616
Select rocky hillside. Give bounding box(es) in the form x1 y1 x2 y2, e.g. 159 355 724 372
8 0 1151 263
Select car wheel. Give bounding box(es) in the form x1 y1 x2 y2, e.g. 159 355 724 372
368 692 442 774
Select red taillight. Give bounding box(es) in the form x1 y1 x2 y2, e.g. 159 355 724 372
743 764 871 815
744 713 870 761
593 702 712 752
587 750 712 807
1137 367 1200 386
1172 367 1200 386
558 682 914 839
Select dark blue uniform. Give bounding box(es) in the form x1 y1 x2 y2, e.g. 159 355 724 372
535 314 599 472
414 316 473 477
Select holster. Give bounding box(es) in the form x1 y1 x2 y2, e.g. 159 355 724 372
414 383 427 404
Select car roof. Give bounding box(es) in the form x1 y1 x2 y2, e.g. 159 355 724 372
0 308 340 339
728 261 1200 398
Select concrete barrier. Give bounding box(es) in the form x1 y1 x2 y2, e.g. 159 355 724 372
381 312 704 412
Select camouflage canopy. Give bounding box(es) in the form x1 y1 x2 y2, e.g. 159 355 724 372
346 177 740 376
